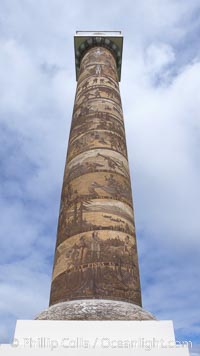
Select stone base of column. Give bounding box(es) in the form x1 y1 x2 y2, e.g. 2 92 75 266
0 319 190 355
35 299 156 320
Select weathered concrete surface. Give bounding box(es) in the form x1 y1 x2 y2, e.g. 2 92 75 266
36 300 155 320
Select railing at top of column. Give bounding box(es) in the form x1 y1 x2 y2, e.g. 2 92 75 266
75 37 122 81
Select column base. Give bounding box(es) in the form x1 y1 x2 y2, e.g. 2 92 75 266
35 299 156 320
0 319 190 355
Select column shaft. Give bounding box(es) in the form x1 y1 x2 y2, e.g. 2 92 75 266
50 46 142 307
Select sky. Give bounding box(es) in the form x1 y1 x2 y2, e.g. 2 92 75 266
0 0 200 354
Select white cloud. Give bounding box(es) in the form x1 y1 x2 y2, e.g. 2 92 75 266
190 348 200 356
145 42 175 83
123 50 200 246
0 39 38 114
0 256 51 342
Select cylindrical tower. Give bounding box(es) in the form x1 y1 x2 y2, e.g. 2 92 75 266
37 32 155 320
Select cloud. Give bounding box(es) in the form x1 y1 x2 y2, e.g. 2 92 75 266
144 43 176 84
121 33 200 343
0 254 51 342
124 57 200 246
190 346 200 356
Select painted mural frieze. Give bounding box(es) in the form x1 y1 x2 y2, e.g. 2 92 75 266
57 199 135 246
64 149 130 182
61 172 133 208
69 117 125 144
67 130 128 162
50 46 141 307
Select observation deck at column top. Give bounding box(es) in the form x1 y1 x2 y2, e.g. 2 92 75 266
74 31 123 81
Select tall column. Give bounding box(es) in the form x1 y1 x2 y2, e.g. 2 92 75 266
50 44 141 306
37 32 155 320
